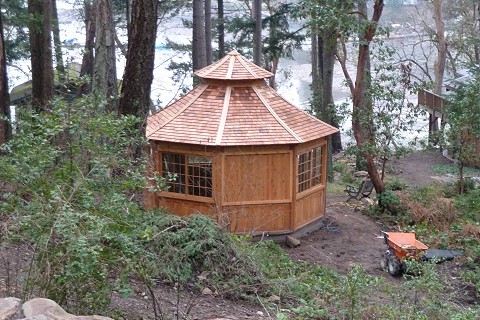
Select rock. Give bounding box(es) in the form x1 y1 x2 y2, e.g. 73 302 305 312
360 197 375 206
0 297 22 320
21 298 114 320
22 298 69 319
74 317 114 320
202 287 214 295
354 171 368 177
256 311 264 316
266 295 280 302
285 236 300 248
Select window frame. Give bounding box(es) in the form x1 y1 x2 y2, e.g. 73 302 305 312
296 145 324 194
160 151 213 198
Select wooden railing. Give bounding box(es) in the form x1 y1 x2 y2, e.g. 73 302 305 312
417 89 448 114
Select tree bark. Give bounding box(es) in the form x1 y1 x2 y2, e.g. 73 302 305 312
475 3 480 63
192 0 207 72
217 0 225 58
205 0 212 65
253 0 262 66
0 5 12 145
429 0 446 140
28 0 54 111
51 0 65 78
93 0 118 110
77 0 96 96
311 29 342 182
321 28 342 153
118 0 158 131
351 0 385 194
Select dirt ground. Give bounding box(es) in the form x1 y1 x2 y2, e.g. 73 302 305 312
285 149 456 276
1 149 472 319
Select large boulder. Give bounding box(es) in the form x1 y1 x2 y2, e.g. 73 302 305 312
0 297 22 320
21 298 113 320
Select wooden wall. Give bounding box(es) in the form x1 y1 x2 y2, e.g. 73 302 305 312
293 138 328 230
221 145 293 234
145 138 330 235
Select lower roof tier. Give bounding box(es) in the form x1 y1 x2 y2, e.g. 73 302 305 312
147 81 338 146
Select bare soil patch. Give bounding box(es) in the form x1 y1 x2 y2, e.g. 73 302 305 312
285 197 390 277
390 148 453 186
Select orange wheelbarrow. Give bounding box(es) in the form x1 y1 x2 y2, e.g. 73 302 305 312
380 232 429 276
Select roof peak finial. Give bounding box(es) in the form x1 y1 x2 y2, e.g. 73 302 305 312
227 50 240 56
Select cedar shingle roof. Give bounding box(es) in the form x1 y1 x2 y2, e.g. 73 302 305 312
147 51 338 146
195 50 274 80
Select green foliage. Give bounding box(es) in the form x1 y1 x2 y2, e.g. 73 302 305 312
454 189 480 221
408 183 446 205
431 164 480 176
0 97 154 314
2 0 30 62
142 214 266 299
377 190 407 215
227 3 304 70
384 178 408 191
443 67 480 180
336 265 377 320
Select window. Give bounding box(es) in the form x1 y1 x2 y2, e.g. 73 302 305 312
297 146 323 193
161 153 212 197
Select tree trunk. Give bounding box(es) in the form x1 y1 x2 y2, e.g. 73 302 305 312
217 0 225 58
253 0 262 66
205 0 212 65
0 5 12 145
28 0 54 111
77 0 96 96
321 28 342 154
351 0 385 194
93 0 118 110
51 0 65 78
475 3 480 63
118 0 158 131
192 0 207 72
429 0 446 142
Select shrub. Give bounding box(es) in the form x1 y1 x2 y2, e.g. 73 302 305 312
377 190 408 215
454 189 480 221
384 178 408 191
0 98 154 313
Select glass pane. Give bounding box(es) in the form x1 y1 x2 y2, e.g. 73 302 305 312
162 153 186 194
187 156 212 197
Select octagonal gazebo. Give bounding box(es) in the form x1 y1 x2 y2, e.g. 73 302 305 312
145 51 338 236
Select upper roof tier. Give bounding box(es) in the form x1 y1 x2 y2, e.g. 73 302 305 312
194 50 274 80
147 51 338 146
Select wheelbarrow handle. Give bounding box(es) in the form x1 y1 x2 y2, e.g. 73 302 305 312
381 231 389 245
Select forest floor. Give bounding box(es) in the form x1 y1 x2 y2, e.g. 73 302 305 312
1 149 475 319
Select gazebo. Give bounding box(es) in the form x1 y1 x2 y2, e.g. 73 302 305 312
145 51 338 236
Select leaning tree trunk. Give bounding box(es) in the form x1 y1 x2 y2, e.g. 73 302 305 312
0 5 12 145
28 0 54 111
118 0 158 131
351 0 385 194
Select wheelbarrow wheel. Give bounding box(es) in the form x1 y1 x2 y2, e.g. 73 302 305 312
387 255 402 276
380 250 391 270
